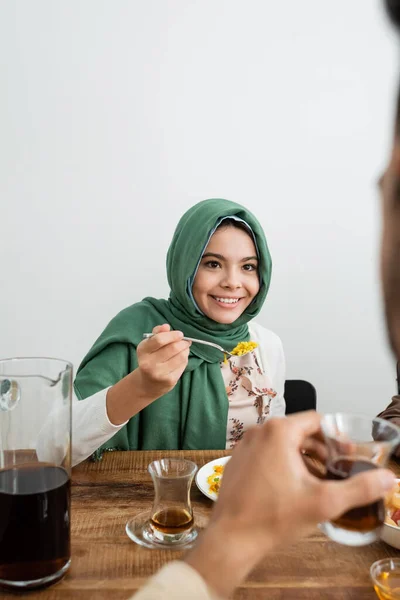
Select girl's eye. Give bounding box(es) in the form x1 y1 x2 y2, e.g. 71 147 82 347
243 264 257 272
204 260 221 269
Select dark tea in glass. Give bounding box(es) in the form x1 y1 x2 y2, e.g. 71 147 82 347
326 458 384 532
320 413 400 546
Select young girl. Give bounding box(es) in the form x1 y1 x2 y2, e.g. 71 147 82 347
70 198 285 464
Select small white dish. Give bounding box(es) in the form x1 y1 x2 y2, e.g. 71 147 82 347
195 456 231 501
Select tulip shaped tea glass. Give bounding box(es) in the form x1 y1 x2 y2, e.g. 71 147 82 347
319 413 400 546
371 558 400 599
126 458 199 550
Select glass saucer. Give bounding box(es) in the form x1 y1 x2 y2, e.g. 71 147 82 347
125 510 208 550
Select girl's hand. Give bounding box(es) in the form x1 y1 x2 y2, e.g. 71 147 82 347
106 324 191 425
136 324 191 401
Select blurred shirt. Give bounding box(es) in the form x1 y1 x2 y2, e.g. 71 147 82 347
377 395 400 458
132 562 222 600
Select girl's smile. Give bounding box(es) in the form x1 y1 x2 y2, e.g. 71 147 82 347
192 225 260 324
211 296 243 308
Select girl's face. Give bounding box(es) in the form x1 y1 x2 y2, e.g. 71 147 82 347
192 226 260 324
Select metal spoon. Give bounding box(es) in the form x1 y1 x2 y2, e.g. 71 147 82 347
142 333 234 358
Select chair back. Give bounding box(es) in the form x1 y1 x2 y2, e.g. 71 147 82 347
284 380 317 415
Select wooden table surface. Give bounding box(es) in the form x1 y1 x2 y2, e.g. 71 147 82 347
3 451 400 599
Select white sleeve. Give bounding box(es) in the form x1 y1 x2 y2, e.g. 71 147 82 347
70 388 128 466
131 562 223 600
248 321 286 417
36 388 128 467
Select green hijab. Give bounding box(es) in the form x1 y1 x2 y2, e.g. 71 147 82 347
74 198 272 455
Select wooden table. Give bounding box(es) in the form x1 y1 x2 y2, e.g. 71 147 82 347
3 451 400 599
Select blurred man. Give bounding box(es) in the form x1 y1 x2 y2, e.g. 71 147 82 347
376 0 400 449
134 2 400 598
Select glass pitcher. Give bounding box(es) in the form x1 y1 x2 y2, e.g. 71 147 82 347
0 357 72 590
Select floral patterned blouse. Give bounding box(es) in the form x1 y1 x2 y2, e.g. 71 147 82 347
221 349 278 449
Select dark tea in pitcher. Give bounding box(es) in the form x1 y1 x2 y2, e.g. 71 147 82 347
0 463 70 588
326 457 384 531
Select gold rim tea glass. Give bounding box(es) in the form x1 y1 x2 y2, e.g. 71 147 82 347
319 413 400 546
0 357 72 590
371 558 400 599
126 458 199 550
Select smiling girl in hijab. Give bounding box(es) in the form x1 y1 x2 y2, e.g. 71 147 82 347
70 199 285 464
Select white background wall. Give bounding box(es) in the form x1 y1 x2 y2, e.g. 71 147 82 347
1 0 399 416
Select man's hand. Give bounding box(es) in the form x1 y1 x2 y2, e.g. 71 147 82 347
186 412 395 598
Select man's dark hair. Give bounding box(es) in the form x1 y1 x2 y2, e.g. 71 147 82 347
386 0 400 28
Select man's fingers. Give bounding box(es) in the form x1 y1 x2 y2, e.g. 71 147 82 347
286 411 322 443
320 469 395 522
302 454 326 479
301 437 327 463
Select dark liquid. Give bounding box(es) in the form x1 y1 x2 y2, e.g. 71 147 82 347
150 508 193 535
326 458 384 532
0 464 70 586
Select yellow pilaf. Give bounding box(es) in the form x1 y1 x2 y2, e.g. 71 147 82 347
230 341 258 356
207 465 225 495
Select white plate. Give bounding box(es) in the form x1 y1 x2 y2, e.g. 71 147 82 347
195 456 231 501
